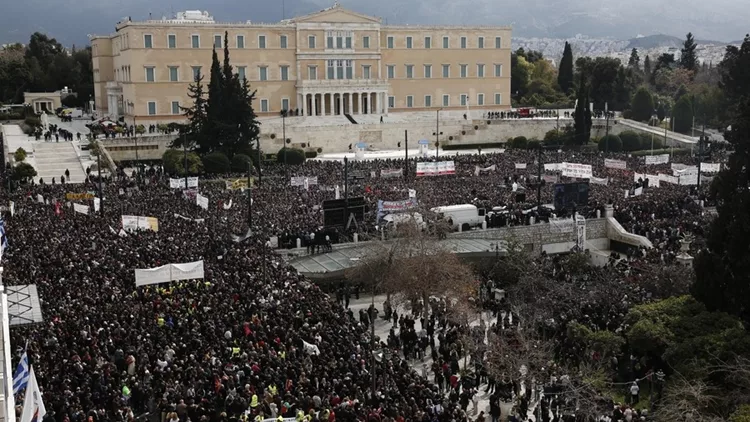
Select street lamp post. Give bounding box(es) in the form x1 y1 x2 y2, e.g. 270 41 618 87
435 108 442 160
247 160 253 229
183 133 189 190
127 101 140 179
257 137 262 187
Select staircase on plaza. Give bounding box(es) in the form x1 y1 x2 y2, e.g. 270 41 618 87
33 142 87 184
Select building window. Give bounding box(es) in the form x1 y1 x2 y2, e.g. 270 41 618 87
260 99 269 112
406 96 414 108
191 35 200 48
336 35 343 49
363 36 370 48
258 35 266 49
280 35 288 49
237 35 245 48
308 66 317 80
213 35 221 48
308 35 316 49
327 35 334 49
363 65 371 79
495 36 502 48
281 98 290 112
327 61 334 79
460 94 467 106
346 60 353 79
477 93 484 105
145 67 155 82
280 66 289 81
443 94 450 107
494 64 503 77
191 66 202 81
168 34 176 48
259 66 268 81
237 66 246 81
147 101 156 115
443 36 449 48
387 36 394 49
144 34 153 48
406 65 414 79
388 96 395 108
168 66 179 82
387 65 395 79
346 36 352 49
478 37 484 48
495 93 502 105
424 37 431 49
477 64 485 78
460 64 468 78
442 64 450 78
406 37 413 49
460 36 467 48
424 64 432 78
424 95 432 107
171 101 180 115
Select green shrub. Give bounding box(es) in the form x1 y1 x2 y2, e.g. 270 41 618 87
24 116 41 127
162 149 203 175
277 148 306 165
631 86 655 122
638 133 664 150
619 131 642 151
598 135 623 152
527 139 541 150
509 136 528 149
202 152 231 174
14 148 27 163
12 162 37 182
231 154 253 172
304 151 318 159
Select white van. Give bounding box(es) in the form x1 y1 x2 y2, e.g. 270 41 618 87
430 204 486 231
383 212 425 231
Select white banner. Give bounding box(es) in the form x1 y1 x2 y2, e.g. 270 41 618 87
474 164 496 176
590 176 608 185
93 197 100 212
659 174 679 184
634 187 643 196
408 189 417 198
700 163 721 173
134 260 205 287
604 159 627 170
544 163 561 172
673 166 698 177
561 162 593 179
679 174 698 186
169 177 199 189
122 215 159 232
381 168 403 178
575 215 586 250
549 218 575 233
291 176 318 187
10 201 15 216
645 154 670 165
634 172 646 182
416 161 455 176
514 163 527 170
73 203 89 215
671 163 690 171
37 194 43 204
174 213 205 223
223 199 232 210
196 193 209 210
646 175 660 188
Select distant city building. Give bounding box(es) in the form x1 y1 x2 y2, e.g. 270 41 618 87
91 4 512 121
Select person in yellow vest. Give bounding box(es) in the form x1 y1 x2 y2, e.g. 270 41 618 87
157 316 165 327
279 350 286 360
267 383 278 397
276 417 283 422
232 347 241 357
250 394 259 409
296 410 304 422
253 414 263 422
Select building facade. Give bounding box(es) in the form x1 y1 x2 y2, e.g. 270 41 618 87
91 5 511 122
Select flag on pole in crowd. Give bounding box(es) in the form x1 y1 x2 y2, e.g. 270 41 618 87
13 348 29 395
20 366 46 422
0 219 9 252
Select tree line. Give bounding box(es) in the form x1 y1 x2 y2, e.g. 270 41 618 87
0 32 93 108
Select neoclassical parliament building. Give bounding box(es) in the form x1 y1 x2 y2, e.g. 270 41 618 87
91 4 511 121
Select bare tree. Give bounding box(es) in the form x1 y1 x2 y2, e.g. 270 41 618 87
652 377 724 422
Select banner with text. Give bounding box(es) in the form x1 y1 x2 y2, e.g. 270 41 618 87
135 260 204 287
122 215 159 232
604 159 627 170
225 178 250 190
66 192 95 200
381 168 403 178
561 162 593 179
700 163 721 173
169 177 199 189
673 166 699 177
416 161 456 177
544 163 562 172
645 154 670 165
514 163 527 170
659 174 679 184
474 164 496 176
73 203 89 215
590 176 608 186
377 198 419 221
196 193 209 210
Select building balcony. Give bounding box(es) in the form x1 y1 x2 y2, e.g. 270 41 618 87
106 81 123 93
296 78 388 92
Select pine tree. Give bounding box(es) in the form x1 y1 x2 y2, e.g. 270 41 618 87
573 72 592 145
693 34 750 325
557 42 574 93
176 70 207 148
643 55 651 79
680 32 698 72
204 48 224 154
628 48 640 70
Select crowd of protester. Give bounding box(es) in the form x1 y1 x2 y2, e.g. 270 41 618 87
1 143 725 422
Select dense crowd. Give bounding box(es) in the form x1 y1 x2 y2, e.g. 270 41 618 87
1 144 724 422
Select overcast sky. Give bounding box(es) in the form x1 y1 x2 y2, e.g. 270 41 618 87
2 0 748 46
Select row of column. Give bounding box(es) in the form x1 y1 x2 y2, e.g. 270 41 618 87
299 92 386 117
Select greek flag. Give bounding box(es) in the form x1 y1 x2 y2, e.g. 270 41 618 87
13 350 29 395
0 219 8 250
